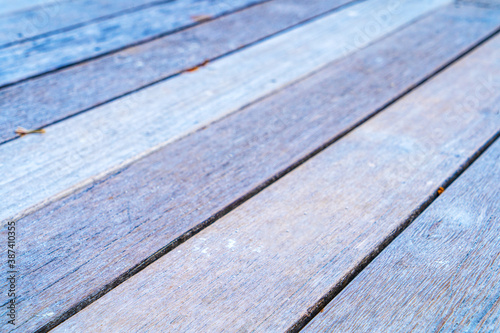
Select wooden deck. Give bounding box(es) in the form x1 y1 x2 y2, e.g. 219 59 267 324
1 0 499 332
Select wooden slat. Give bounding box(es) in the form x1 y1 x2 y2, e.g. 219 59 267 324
4 6 499 331
51 34 500 332
0 0 68 17
303 139 500 333
0 0 354 144
0 0 268 87
0 0 448 224
0 0 183 48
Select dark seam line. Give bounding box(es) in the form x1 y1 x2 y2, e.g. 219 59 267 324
33 8 500 333
0 0 364 147
0 0 177 49
0 0 378 227
0 0 276 90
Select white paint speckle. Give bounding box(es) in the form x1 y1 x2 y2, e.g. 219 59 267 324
227 239 236 248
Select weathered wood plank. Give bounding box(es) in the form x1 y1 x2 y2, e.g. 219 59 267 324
51 33 500 333
0 0 67 17
4 6 499 332
0 0 355 144
0 0 187 48
0 0 269 87
0 0 448 224
303 139 500 333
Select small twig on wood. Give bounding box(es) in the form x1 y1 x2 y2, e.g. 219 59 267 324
15 126 46 136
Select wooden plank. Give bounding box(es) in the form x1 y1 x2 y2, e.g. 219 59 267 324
0 0 269 87
0 0 449 224
302 139 500 333
4 6 499 332
0 0 190 48
51 34 500 333
0 0 355 144
0 0 68 17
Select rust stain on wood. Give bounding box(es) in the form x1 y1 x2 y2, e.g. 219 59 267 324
15 126 46 136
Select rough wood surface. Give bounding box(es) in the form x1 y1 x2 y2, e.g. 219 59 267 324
0 0 68 17
303 139 500 333
51 34 500 333
0 0 267 87
3 8 499 331
0 0 448 224
0 0 354 144
0 0 183 48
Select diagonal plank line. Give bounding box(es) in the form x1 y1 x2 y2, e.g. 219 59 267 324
0 0 273 89
37 22 500 333
48 27 498 328
0 0 360 146
1 0 450 227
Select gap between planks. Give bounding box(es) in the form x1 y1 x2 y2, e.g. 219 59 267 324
0 0 357 144
0 0 451 224
290 132 500 333
5 5 500 332
50 32 500 333
0 0 272 88
301 137 500 332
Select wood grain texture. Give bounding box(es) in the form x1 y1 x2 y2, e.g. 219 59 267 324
0 0 355 144
0 0 268 87
0 0 69 17
0 0 449 224
51 33 500 332
6 9 499 332
0 0 182 48
303 139 500 333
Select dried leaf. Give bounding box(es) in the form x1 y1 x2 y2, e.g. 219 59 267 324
15 126 46 136
437 187 444 195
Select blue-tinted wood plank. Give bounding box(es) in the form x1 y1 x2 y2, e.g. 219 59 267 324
0 0 354 144
0 0 268 87
2 4 498 331
0 0 447 225
52 30 500 333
